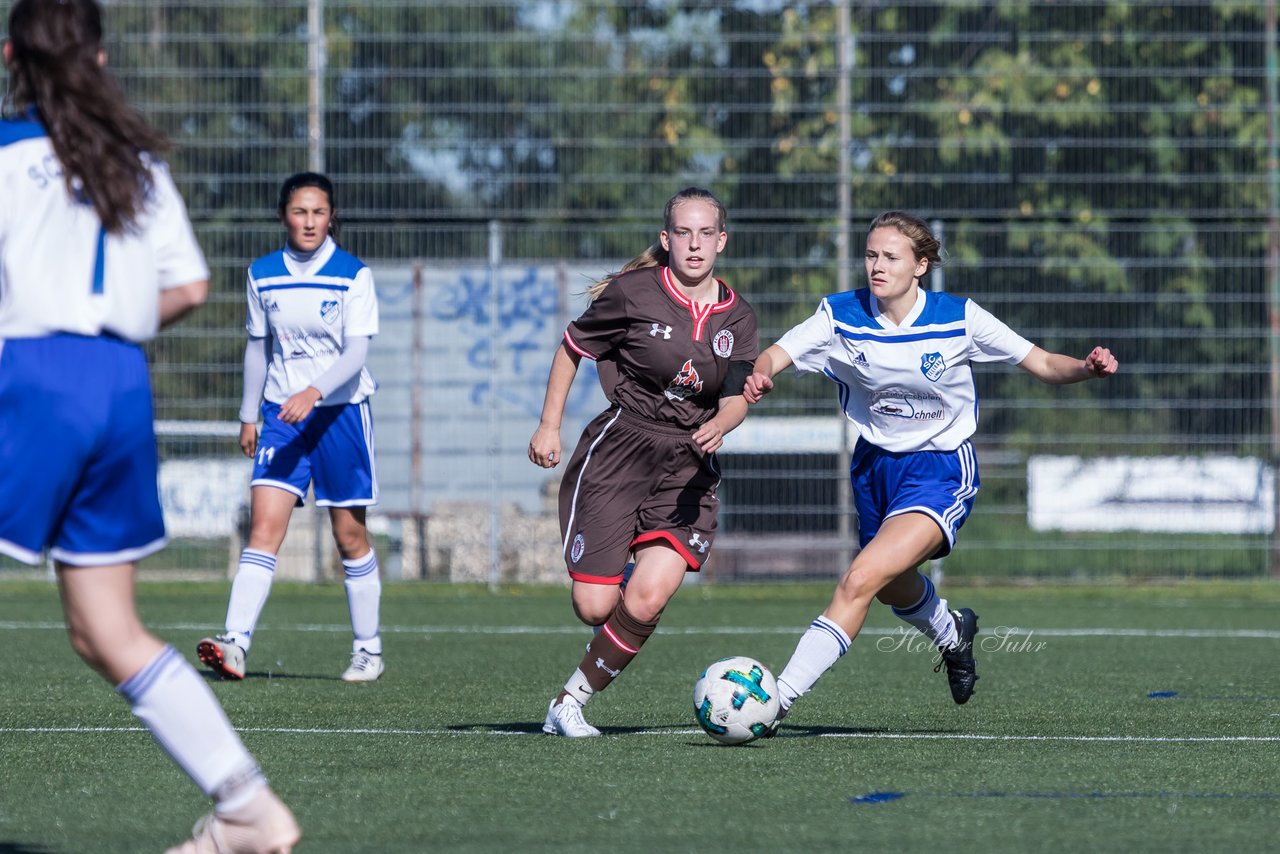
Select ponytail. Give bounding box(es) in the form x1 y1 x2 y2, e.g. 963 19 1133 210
585 244 668 302
585 187 725 301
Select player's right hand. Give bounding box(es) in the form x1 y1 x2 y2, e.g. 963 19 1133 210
743 372 774 404
528 426 561 468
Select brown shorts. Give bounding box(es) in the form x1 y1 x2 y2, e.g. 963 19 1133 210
558 408 721 583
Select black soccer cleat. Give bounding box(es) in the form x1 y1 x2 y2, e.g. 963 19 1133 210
934 607 979 704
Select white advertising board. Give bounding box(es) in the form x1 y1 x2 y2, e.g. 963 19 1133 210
1027 455 1273 534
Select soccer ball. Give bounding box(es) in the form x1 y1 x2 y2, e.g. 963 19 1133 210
692 656 781 745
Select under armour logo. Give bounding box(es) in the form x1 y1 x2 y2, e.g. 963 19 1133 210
688 532 710 554
650 323 672 339
595 657 621 678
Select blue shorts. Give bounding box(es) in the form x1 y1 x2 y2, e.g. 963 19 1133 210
251 400 378 507
851 438 979 559
0 335 166 566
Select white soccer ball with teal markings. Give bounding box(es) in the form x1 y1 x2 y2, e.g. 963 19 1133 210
693 656 781 745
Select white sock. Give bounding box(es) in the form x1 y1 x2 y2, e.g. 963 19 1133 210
117 646 264 801
891 575 958 650
224 549 277 651
343 550 382 655
776 616 851 711
561 668 595 708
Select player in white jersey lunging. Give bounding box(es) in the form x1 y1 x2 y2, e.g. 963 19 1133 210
745 211 1118 727
0 2 299 851
197 172 385 684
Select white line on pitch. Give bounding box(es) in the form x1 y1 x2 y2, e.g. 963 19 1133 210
2 726 1278 743
0 622 1277 639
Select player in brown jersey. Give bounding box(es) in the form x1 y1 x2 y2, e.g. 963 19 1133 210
529 187 759 736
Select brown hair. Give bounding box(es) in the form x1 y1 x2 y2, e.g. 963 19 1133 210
586 187 727 301
867 211 944 278
3 0 169 234
277 171 340 241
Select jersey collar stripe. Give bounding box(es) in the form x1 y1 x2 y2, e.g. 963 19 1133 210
257 282 351 293
256 274 354 287
660 266 736 341
835 327 966 343
707 288 737 313
661 266 692 307
690 302 714 340
660 266 737 311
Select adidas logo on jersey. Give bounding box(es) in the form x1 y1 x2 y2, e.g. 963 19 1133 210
854 351 869 367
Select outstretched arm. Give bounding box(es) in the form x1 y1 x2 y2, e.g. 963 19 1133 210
528 343 582 468
1017 345 1118 384
743 344 795 403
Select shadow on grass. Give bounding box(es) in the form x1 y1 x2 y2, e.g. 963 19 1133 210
197 670 335 683
446 722 709 735
777 724 954 737
444 722 952 740
0 841 59 854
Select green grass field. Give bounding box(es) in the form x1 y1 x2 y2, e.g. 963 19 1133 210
1 580 1278 853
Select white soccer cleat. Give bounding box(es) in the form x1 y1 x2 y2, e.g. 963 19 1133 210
542 697 601 737
341 650 384 683
196 636 246 680
164 785 300 854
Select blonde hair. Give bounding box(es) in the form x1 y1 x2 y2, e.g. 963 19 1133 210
867 211 944 277
586 187 727 301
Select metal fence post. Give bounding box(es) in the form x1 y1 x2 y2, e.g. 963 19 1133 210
488 220 503 590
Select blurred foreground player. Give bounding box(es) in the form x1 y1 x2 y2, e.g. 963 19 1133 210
0 1 298 850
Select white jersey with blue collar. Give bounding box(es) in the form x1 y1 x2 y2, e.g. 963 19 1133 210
0 116 208 343
246 235 378 406
776 287 1034 453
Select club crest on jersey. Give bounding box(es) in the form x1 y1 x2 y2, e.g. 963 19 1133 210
712 329 735 358
570 534 586 563
664 359 704 401
921 352 946 382
320 299 340 324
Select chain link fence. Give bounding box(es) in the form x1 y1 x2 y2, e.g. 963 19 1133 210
2 1 1272 581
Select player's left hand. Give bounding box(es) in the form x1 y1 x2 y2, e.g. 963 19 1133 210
1084 346 1118 378
693 421 725 454
279 387 323 423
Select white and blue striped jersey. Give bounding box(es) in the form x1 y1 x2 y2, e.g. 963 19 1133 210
0 116 209 342
776 287 1034 453
246 236 378 406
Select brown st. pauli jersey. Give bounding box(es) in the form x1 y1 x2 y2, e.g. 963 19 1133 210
564 265 759 429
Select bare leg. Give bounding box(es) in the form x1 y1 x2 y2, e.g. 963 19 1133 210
774 513 943 710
